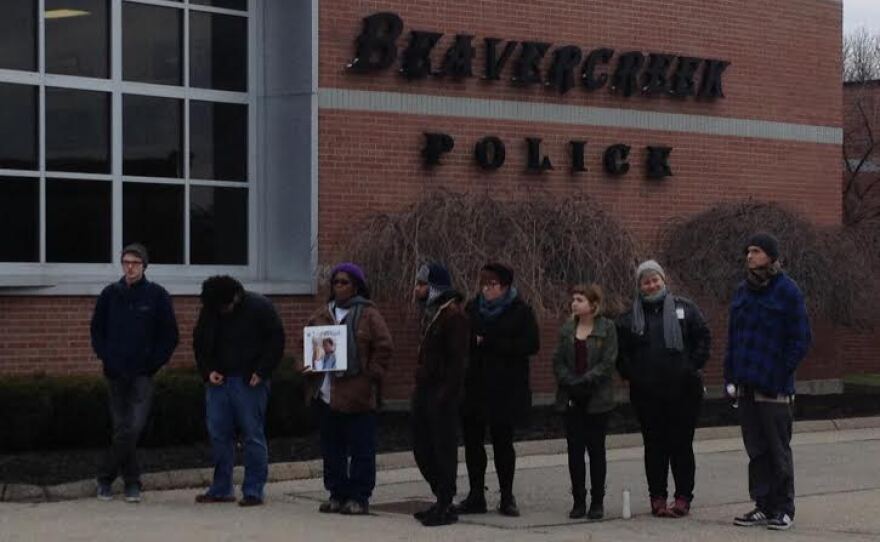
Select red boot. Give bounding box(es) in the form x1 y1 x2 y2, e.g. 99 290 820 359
651 497 673 517
669 496 691 517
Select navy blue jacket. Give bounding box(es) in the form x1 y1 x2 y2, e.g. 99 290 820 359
724 273 811 395
90 277 179 379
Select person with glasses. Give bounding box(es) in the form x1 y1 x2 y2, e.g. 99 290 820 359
454 263 540 517
90 243 179 503
303 263 393 516
552 284 617 520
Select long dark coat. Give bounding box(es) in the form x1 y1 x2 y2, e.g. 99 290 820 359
461 295 540 425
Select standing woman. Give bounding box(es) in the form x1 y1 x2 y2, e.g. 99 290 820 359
304 263 393 515
553 284 617 520
617 260 711 518
455 263 540 517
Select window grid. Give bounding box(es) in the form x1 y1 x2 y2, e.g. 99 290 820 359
0 0 253 269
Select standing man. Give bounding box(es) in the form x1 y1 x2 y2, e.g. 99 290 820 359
91 243 179 503
193 275 285 507
411 263 469 527
727 233 811 531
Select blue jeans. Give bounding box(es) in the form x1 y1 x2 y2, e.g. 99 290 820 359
315 400 377 505
205 377 270 499
98 376 154 487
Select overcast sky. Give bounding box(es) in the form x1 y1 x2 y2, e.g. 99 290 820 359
845 0 880 35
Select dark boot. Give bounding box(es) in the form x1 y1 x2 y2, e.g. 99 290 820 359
420 504 458 527
587 498 604 520
413 503 437 521
498 495 520 517
569 489 587 519
453 492 487 515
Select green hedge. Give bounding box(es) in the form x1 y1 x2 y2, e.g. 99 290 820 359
0 366 312 452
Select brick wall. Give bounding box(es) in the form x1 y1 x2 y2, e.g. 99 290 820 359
1 0 864 399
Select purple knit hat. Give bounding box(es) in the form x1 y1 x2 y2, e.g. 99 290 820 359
330 262 368 291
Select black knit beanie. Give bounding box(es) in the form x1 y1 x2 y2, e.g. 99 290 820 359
745 233 779 262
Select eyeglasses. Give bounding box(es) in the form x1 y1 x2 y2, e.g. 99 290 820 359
121 260 143 267
480 281 501 289
332 279 351 286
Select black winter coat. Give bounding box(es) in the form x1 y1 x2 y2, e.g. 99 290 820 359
90 277 179 380
461 294 540 425
193 292 285 381
616 295 711 399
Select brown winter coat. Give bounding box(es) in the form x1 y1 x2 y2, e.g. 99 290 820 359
304 302 393 413
414 291 469 408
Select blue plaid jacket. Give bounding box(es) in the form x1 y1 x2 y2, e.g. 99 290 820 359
724 273 811 395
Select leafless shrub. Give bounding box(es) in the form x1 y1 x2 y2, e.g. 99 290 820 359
335 191 639 316
658 200 876 328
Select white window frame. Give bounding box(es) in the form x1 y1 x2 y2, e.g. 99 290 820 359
0 0 285 295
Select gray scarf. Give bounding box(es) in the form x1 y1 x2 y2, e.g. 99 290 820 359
631 287 684 352
331 295 372 376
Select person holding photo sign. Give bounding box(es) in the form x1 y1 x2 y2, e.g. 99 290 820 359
303 263 393 516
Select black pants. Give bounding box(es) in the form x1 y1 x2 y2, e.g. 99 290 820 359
411 391 459 507
739 392 795 518
565 407 609 502
461 413 515 500
98 376 154 487
631 385 702 501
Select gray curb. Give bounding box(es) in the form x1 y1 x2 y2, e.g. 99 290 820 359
3 415 879 503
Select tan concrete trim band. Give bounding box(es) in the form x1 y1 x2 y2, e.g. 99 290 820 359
318 87 843 145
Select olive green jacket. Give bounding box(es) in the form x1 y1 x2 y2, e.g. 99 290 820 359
552 315 618 414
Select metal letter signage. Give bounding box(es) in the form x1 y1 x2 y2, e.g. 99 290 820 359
349 13 696 181
346 12 731 101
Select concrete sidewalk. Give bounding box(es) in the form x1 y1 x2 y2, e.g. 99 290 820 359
2 416 879 503
2 417 880 541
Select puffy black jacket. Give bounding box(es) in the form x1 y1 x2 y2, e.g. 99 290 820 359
616 295 711 399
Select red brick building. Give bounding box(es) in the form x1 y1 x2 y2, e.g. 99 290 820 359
0 0 859 403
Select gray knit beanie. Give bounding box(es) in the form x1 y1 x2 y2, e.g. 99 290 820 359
636 259 666 284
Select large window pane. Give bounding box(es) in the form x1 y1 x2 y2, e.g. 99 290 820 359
0 1 36 71
46 179 111 263
192 0 246 10
123 94 183 178
123 183 184 264
123 2 182 86
191 186 247 265
0 83 38 170
191 101 247 181
46 0 109 78
190 11 247 91
47 88 110 173
0 178 39 262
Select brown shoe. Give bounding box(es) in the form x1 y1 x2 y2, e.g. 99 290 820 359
319 499 343 513
238 496 264 507
195 493 236 503
340 500 369 515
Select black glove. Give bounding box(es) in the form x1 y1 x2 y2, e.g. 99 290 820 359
567 382 591 402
